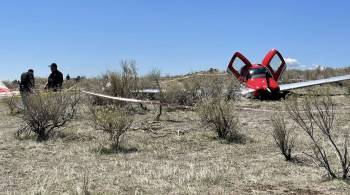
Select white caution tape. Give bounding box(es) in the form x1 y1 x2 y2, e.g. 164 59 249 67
81 91 196 109
82 91 160 104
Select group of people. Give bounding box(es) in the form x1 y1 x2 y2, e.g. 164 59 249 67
20 63 63 94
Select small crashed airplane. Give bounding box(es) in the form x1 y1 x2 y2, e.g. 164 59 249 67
227 49 350 99
0 81 20 97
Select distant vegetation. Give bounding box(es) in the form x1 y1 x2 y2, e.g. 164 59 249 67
281 66 350 84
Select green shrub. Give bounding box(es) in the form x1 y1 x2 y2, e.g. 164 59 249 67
105 60 139 99
18 90 80 141
198 98 242 143
2 96 21 115
89 104 134 150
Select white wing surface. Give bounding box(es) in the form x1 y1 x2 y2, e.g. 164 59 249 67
279 75 350 91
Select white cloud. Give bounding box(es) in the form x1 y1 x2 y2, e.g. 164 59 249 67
283 58 328 70
284 58 301 67
309 64 326 71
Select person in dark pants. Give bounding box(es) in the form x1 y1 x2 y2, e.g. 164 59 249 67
45 63 63 92
19 69 35 94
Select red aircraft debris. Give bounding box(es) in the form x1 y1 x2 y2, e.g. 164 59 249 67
227 49 350 99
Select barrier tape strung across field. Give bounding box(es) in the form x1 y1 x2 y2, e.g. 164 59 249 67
82 91 160 104
81 91 196 109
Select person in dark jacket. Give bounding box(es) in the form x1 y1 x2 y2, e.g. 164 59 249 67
45 63 63 91
20 69 35 94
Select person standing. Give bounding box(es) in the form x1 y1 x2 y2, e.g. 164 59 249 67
19 69 35 94
45 63 63 91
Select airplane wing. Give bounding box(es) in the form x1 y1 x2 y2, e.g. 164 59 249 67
279 75 350 91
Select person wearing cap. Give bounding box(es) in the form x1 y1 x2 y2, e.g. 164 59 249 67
19 69 35 94
45 63 63 92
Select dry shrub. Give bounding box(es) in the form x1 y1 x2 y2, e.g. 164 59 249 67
181 74 204 105
161 72 240 106
198 98 242 143
270 114 296 161
163 82 190 106
224 76 242 100
342 80 350 94
105 60 139 99
197 74 226 100
281 67 350 84
18 90 80 141
161 74 205 106
81 77 106 94
1 96 21 114
321 67 336 78
81 60 139 106
89 104 134 150
62 79 77 90
286 90 350 179
279 69 304 84
147 68 163 120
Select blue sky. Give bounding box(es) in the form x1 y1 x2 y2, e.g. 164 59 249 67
1 0 350 81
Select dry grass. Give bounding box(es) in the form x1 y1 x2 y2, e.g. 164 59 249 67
1 86 350 194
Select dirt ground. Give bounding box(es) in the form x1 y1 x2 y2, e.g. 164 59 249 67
1 86 350 194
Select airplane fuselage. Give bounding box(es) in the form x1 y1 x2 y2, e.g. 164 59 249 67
244 64 281 98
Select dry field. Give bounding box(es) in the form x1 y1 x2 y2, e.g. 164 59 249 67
1 86 350 194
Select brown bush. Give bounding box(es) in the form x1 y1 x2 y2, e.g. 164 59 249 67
18 90 80 141
270 114 296 161
286 90 350 179
1 96 21 115
105 60 139 99
147 68 163 120
162 81 187 105
181 74 204 105
197 74 226 100
198 98 243 143
89 104 134 150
